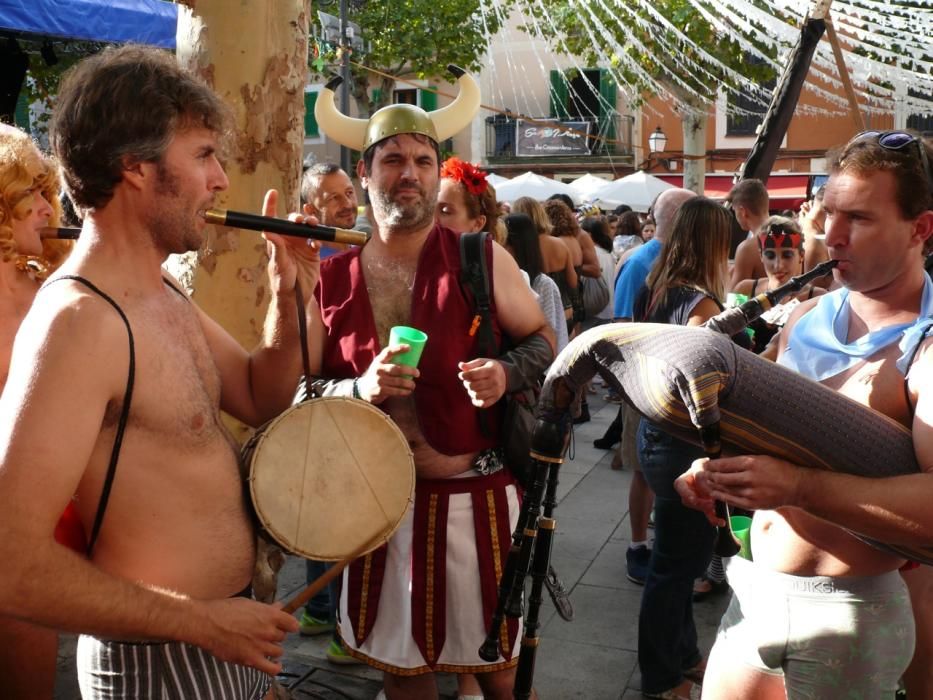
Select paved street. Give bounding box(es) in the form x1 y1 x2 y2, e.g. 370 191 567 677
54 391 729 699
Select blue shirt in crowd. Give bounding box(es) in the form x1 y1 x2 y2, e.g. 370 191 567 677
613 238 662 319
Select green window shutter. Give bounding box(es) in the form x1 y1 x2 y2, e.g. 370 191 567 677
598 69 617 142
549 70 570 120
419 87 437 111
304 91 319 138
14 91 30 131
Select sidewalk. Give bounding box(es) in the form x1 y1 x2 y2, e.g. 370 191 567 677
54 391 729 699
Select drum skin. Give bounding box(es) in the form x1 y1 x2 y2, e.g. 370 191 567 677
245 397 414 561
539 323 933 564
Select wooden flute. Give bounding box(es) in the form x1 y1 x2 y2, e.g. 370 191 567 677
41 211 371 247
204 208 369 246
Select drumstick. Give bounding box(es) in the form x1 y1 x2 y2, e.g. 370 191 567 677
280 538 380 614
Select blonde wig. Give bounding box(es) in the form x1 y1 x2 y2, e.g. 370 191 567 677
0 127 70 278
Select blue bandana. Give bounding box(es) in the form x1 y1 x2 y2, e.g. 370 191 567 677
780 275 933 381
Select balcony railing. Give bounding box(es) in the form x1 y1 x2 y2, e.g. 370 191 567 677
485 114 634 160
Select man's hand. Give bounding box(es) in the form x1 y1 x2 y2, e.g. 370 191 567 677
675 455 805 520
674 459 722 525
261 189 321 297
356 345 420 404
458 358 507 408
194 598 299 676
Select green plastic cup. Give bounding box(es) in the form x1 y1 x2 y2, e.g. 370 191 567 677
730 515 753 561
388 326 428 373
726 292 749 308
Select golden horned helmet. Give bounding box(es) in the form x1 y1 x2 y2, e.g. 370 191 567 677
315 65 481 152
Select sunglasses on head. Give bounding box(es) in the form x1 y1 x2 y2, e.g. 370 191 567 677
768 223 796 236
848 130 933 199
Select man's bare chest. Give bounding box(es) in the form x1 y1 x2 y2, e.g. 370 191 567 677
822 344 911 427
118 298 223 444
363 257 417 346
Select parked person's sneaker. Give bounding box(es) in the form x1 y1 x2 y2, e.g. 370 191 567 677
298 611 334 637
626 544 651 585
326 639 364 666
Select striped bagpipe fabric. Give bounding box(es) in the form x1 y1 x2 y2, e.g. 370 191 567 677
538 323 931 563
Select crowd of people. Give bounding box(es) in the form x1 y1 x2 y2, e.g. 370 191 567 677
0 42 931 700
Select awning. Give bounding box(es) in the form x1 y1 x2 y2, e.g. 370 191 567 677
0 0 178 48
657 174 811 206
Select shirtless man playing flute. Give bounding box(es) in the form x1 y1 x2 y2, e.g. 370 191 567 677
0 45 318 698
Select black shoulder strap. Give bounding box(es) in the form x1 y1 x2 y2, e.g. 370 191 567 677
903 322 933 422
42 275 135 558
459 231 499 359
459 231 498 438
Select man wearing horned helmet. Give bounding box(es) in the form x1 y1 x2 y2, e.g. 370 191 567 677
307 68 555 698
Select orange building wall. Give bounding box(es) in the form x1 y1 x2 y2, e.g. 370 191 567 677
639 66 893 176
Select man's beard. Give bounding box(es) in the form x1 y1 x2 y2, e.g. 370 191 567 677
143 161 203 254
370 181 437 231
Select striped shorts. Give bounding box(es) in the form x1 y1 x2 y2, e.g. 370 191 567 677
77 635 273 699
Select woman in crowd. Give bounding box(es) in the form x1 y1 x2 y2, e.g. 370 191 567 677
580 216 615 324
505 212 568 353
632 197 734 700
512 196 577 322
437 156 505 244
613 209 644 259
436 156 506 700
0 124 73 699
641 215 656 242
731 215 826 358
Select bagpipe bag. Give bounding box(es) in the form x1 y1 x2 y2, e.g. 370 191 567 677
538 323 930 563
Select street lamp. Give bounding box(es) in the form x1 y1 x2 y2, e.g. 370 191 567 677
648 126 667 154
648 127 672 171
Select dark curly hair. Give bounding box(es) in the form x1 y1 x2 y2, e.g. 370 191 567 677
51 45 231 211
544 199 577 237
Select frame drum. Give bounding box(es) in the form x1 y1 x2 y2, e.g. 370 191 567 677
245 397 414 561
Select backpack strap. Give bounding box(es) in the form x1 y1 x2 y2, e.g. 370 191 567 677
459 231 498 438
459 231 499 358
42 275 135 558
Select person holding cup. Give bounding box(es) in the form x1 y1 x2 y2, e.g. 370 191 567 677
308 73 555 700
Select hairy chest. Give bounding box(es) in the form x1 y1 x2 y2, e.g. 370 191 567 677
111 295 224 447
363 257 417 346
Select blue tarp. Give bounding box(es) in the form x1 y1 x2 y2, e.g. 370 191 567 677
0 0 178 48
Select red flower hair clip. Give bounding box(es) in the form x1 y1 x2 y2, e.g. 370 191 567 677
441 157 489 197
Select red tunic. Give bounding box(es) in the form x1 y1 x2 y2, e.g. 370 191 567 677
315 224 503 455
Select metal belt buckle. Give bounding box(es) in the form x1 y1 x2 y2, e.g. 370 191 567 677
473 448 504 476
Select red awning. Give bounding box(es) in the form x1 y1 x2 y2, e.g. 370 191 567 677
657 174 810 205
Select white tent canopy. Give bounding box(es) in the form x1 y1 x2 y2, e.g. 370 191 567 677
568 173 613 202
592 171 675 213
486 173 510 189
494 171 579 205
